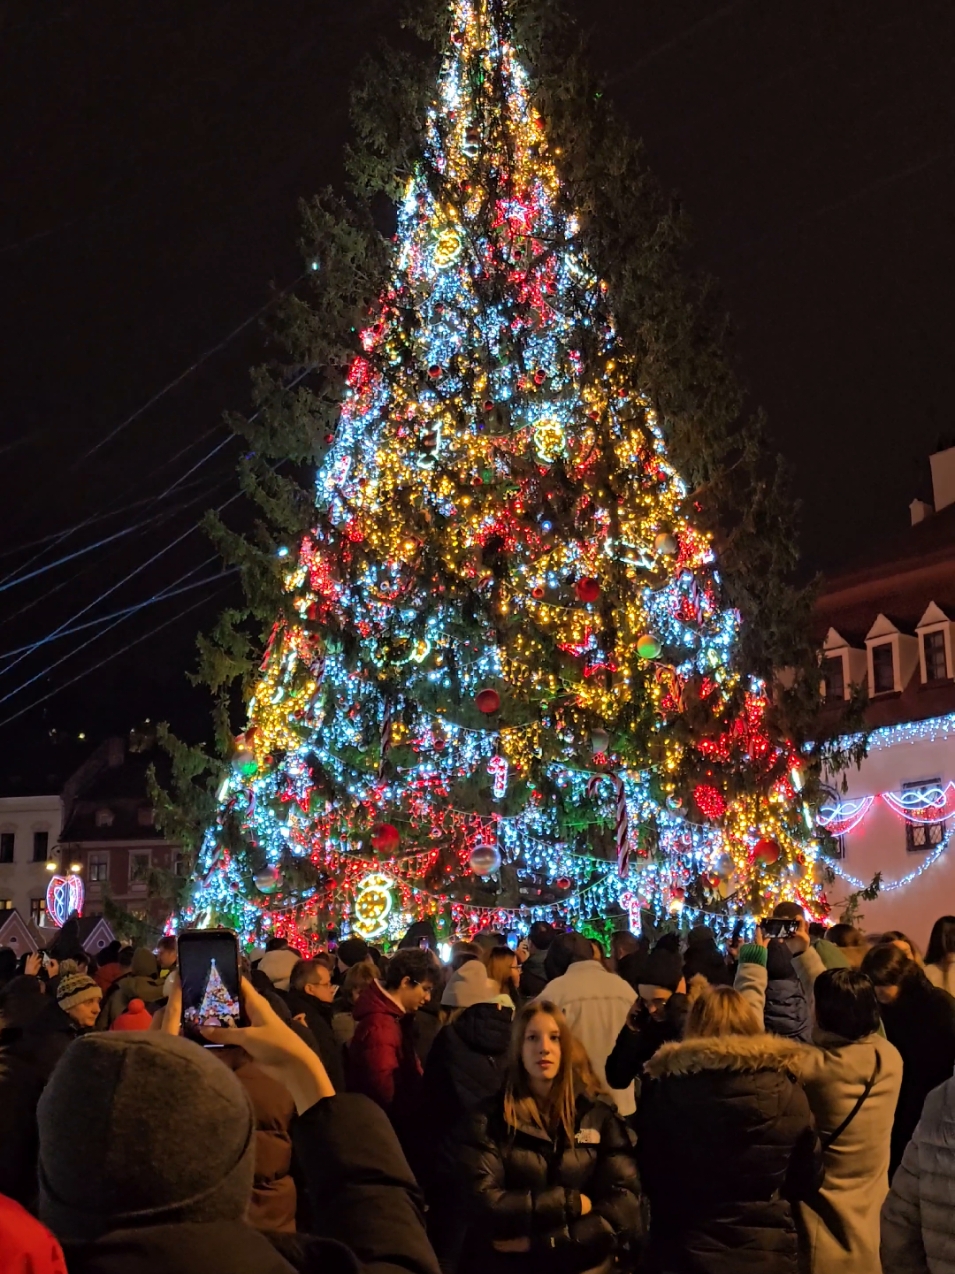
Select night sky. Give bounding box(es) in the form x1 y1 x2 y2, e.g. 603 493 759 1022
1 0 953 770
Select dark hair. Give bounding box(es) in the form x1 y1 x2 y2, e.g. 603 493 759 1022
926 916 955 965
814 967 882 1040
544 932 592 982
289 958 329 992
157 936 177 953
450 941 482 971
808 922 828 942
265 937 289 952
117 946 135 969
827 923 866 949
528 921 556 951
861 942 921 988
772 901 805 921
382 949 436 991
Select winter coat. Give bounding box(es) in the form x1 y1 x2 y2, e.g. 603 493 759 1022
881 1073 955 1273
879 974 955 1175
420 1002 514 1183
637 1033 824 1274
519 950 549 1000
218 1047 297 1234
0 1000 83 1209
419 1001 514 1272
347 981 422 1148
683 929 732 987
412 999 442 1066
762 942 812 1043
0 973 49 1030
540 961 638 1116
57 1093 440 1274
603 990 689 1092
93 963 123 995
737 951 903 1273
457 1087 642 1274
281 989 347 1092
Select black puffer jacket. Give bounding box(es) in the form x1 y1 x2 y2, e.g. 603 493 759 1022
420 1002 514 1180
457 1088 641 1274
636 1033 822 1274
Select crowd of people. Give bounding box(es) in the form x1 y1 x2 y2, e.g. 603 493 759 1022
3 910 955 1272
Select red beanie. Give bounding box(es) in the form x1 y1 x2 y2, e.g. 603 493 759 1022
110 997 153 1032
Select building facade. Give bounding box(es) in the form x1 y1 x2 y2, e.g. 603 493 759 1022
59 732 183 932
0 793 63 925
816 446 955 947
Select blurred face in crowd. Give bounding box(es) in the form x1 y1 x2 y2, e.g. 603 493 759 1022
638 983 673 1019
304 965 336 1004
873 984 900 1005
157 944 177 971
395 976 432 1013
66 995 102 1030
522 1011 561 1087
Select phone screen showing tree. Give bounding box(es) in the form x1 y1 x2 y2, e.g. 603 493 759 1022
178 933 242 1043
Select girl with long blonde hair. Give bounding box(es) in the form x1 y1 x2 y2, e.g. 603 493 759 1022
457 1002 641 1273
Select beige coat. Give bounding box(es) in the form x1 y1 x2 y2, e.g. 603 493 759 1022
736 953 903 1273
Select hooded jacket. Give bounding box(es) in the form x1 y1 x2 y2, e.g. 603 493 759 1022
457 1087 642 1274
347 981 422 1142
540 960 638 1116
637 1033 823 1274
519 950 550 1000
882 1073 955 1274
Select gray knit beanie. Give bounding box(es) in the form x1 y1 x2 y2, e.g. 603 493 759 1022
37 1032 255 1243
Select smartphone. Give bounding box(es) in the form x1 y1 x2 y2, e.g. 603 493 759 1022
178 929 246 1045
763 917 799 939
418 936 431 951
506 933 519 951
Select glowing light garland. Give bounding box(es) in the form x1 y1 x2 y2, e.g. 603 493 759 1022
182 0 826 947
833 824 954 893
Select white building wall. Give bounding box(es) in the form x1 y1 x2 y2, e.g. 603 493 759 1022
827 715 955 950
0 794 64 922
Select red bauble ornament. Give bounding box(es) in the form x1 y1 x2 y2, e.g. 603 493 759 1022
371 823 401 855
555 876 572 891
575 577 601 604
475 688 501 715
428 365 443 379
531 586 545 600
533 369 547 386
306 603 320 621
753 838 781 865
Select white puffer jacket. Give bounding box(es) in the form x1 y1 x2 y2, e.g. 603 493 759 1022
882 1074 955 1273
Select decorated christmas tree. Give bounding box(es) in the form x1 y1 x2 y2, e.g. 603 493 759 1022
184 958 239 1028
177 0 832 947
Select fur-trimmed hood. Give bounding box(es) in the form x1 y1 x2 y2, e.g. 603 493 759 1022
644 1031 806 1080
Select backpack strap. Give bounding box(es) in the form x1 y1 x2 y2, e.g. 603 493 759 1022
822 1050 881 1150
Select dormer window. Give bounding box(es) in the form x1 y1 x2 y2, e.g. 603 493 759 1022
95 808 114 829
865 614 919 696
916 604 954 684
823 655 845 700
872 643 896 694
924 630 948 681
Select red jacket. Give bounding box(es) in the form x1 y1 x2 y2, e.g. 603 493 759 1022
347 982 422 1135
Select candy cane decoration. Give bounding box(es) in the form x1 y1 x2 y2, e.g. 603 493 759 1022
619 890 642 934
587 772 631 876
379 701 394 779
488 755 509 799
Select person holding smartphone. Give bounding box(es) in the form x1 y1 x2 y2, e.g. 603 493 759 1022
31 965 441 1274
604 942 689 1098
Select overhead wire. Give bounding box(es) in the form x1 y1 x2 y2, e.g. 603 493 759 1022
0 585 235 731
0 562 236 662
